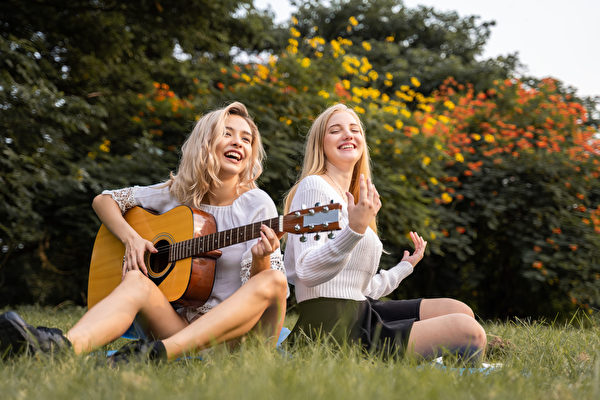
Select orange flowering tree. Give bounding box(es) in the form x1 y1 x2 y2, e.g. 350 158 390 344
414 77 600 317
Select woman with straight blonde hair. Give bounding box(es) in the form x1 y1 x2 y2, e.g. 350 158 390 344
284 103 486 360
0 102 288 364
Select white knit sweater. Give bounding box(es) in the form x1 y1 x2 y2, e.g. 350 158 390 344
284 175 413 303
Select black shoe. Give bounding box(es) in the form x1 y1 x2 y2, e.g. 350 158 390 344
107 339 167 366
0 311 71 358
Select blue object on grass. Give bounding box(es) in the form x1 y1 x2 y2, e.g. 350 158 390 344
277 327 291 347
121 318 147 340
430 357 503 375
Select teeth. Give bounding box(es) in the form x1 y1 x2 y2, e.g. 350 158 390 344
340 144 354 149
225 151 241 160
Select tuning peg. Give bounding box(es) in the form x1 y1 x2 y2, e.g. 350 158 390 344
330 199 334 204
328 232 335 239
322 222 329 228
308 224 314 230
300 234 307 243
314 202 321 207
308 208 315 215
314 233 321 241
294 224 300 232
301 204 307 210
294 211 301 217
322 206 329 212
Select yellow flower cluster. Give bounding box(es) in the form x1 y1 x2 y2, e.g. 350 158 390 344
255 64 269 80
351 86 381 100
329 37 353 58
287 38 298 54
318 90 330 99
299 57 311 68
443 100 455 110
484 134 495 143
279 116 293 125
99 139 111 153
307 36 326 49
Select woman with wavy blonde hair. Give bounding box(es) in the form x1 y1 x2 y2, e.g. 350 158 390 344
0 102 287 364
170 102 265 208
284 103 486 360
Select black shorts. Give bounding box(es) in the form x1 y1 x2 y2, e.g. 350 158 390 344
291 297 422 356
359 297 422 355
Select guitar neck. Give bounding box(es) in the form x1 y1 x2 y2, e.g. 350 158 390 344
170 216 282 262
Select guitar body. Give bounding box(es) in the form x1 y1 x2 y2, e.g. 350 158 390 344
87 206 218 309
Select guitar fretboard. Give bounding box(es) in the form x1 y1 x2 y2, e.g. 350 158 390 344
169 216 282 262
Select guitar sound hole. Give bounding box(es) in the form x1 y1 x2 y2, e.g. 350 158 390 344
149 239 170 274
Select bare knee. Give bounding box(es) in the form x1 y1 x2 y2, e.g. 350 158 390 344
453 313 486 350
253 269 288 302
119 270 155 303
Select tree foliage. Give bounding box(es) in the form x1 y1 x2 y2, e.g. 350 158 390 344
1 0 598 318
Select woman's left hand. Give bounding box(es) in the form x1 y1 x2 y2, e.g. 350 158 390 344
401 231 427 267
251 225 281 259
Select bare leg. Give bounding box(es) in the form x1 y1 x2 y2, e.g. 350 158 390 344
406 313 487 359
419 298 475 320
66 270 186 354
161 269 287 360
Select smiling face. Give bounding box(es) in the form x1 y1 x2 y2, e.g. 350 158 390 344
323 110 364 172
214 114 254 181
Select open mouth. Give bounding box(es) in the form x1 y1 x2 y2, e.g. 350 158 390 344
338 143 356 150
224 150 243 162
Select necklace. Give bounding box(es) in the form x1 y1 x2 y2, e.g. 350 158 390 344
324 172 347 201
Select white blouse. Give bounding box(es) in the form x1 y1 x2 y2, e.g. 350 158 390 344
284 175 413 303
102 182 285 321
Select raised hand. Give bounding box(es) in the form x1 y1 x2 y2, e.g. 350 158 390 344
346 174 381 234
122 235 157 278
401 231 427 267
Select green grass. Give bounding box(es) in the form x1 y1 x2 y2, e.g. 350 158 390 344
1 305 599 400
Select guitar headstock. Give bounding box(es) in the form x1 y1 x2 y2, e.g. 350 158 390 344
283 202 342 239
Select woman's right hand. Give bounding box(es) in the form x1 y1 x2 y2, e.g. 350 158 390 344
92 194 158 279
346 174 381 234
122 234 157 279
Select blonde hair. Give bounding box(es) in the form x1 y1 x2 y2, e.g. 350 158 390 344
169 102 264 208
284 103 377 232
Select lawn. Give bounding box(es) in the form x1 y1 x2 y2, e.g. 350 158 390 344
1 305 598 400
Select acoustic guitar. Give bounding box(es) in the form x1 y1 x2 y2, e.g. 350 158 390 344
87 203 341 308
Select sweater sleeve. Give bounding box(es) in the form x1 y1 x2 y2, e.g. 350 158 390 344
287 178 364 288
363 261 414 299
